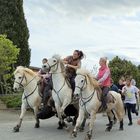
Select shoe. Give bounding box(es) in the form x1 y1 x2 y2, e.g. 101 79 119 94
128 122 133 126
106 123 110 126
136 111 139 116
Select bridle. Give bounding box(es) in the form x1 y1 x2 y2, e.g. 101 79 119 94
14 73 42 108
75 74 87 94
14 73 27 88
75 74 95 115
44 59 59 73
44 58 66 105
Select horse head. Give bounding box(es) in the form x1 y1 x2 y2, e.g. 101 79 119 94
74 68 99 98
13 66 39 92
74 69 88 99
42 54 65 73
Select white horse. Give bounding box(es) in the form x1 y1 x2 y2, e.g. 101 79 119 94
72 68 124 140
13 66 42 132
42 55 75 129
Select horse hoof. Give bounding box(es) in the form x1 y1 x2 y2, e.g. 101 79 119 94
13 126 19 132
105 127 111 132
84 134 91 140
57 126 63 129
35 123 40 128
71 131 77 137
79 127 84 132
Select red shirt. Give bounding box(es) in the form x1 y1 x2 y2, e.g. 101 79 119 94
97 65 111 87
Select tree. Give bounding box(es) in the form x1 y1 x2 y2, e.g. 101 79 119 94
138 65 140 71
109 56 140 87
0 0 30 66
0 35 20 94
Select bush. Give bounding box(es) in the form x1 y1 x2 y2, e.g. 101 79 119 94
0 93 22 108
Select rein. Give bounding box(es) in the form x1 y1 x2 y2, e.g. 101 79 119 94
46 59 67 106
52 77 66 106
23 84 38 108
14 74 27 88
75 74 96 115
15 74 42 108
80 89 95 107
45 60 59 72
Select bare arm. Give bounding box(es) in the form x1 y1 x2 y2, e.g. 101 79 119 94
67 61 81 70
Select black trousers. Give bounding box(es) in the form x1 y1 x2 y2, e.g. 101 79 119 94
42 78 53 107
69 75 76 93
125 103 137 123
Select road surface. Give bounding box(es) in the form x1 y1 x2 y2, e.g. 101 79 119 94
0 109 140 140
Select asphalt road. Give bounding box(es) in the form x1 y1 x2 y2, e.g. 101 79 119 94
0 109 140 140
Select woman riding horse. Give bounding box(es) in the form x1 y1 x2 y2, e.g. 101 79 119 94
72 68 124 140
63 50 84 93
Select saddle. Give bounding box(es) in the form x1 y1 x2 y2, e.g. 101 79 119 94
97 90 116 112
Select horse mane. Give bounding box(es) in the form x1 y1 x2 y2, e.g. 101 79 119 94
14 66 40 81
76 68 100 89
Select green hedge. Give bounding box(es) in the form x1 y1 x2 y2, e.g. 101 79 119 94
0 94 22 108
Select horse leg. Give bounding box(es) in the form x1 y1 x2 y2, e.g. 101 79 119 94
105 110 113 132
85 111 96 140
106 110 117 126
33 106 40 128
59 99 71 128
55 104 64 129
60 99 70 116
79 117 86 132
13 103 26 132
72 109 85 137
115 109 124 130
115 97 124 130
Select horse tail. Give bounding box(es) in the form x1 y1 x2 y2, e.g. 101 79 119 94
114 92 125 120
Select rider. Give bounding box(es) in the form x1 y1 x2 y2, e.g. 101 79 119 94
96 57 111 110
63 50 84 93
38 58 52 107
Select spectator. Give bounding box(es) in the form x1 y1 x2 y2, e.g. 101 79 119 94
122 76 139 126
110 79 119 92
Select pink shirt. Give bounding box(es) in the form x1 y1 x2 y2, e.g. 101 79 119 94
97 65 111 87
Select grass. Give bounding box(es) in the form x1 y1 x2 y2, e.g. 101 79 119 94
0 93 22 108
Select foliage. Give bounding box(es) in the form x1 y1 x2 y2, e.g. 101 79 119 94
0 0 31 66
109 56 140 87
0 93 22 108
0 35 19 94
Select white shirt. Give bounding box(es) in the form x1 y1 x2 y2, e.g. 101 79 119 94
122 85 139 104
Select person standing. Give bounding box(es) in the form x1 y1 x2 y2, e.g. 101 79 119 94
122 77 139 126
117 77 126 100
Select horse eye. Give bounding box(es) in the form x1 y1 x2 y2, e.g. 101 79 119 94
53 60 56 62
19 77 22 79
81 80 84 83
